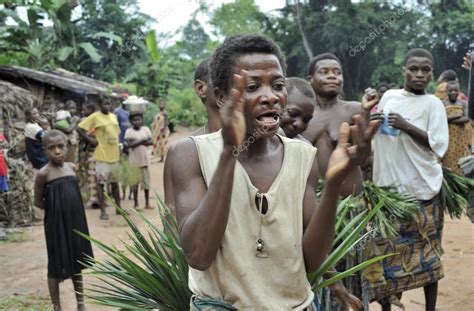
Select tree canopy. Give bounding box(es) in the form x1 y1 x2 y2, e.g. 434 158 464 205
1 0 472 126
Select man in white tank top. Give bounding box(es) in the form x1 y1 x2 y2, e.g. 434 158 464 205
168 34 381 310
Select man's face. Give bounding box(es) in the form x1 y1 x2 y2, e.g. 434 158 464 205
403 57 433 92
280 90 314 138
447 84 459 103
225 53 287 138
44 135 67 165
99 101 111 114
309 59 343 97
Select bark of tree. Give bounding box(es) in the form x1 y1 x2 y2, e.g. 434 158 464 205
293 2 313 62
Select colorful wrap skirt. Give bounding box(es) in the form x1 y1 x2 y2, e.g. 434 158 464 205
361 196 444 303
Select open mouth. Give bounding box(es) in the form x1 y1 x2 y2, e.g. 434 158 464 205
257 111 280 122
256 111 280 130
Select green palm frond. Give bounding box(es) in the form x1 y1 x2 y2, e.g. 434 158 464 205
77 194 191 310
362 181 419 239
441 167 474 219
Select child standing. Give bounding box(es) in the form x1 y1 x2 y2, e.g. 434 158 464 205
124 113 153 209
34 130 93 310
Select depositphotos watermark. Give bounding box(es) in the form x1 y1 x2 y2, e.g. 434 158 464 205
348 7 406 57
232 125 271 157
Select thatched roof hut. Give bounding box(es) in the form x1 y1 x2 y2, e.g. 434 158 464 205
0 65 120 111
0 80 36 146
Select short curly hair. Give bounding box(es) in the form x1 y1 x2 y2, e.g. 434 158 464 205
404 48 434 65
210 34 287 95
194 58 211 83
307 53 342 76
286 77 315 100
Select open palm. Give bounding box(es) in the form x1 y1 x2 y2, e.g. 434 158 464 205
220 72 247 149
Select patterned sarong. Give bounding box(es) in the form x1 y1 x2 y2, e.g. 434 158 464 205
361 197 444 302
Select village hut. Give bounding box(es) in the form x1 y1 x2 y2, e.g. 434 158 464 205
0 65 120 114
0 81 37 227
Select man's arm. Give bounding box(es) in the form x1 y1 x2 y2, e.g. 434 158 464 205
175 73 247 271
164 142 177 213
76 127 97 146
302 154 339 272
173 139 237 271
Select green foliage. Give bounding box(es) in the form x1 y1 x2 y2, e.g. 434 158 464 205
441 167 474 219
181 18 211 59
143 103 159 128
78 196 191 310
269 0 474 99
166 86 207 127
114 160 141 187
363 181 419 239
211 0 267 37
0 293 51 310
2 0 473 127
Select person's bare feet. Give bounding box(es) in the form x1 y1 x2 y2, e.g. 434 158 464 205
134 205 144 211
145 204 154 209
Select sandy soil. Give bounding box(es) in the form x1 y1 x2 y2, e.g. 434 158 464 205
1 127 473 310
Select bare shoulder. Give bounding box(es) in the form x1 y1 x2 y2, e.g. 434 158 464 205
35 165 49 181
66 162 76 172
170 137 200 177
341 100 363 115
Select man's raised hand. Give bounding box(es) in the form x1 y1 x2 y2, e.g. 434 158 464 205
221 72 247 149
362 87 380 111
325 115 380 184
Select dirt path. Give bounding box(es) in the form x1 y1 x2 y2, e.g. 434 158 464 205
1 127 473 310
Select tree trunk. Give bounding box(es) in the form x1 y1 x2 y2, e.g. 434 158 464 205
293 2 313 61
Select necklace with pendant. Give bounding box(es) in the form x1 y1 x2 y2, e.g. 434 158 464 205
255 192 269 258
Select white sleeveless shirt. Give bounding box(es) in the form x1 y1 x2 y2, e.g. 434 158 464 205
189 130 317 310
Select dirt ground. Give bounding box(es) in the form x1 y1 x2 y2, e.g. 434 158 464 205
1 127 473 310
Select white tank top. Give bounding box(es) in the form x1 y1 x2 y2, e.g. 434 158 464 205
188 130 317 310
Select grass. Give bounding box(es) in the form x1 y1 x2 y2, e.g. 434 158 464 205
0 293 51 310
0 230 31 245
